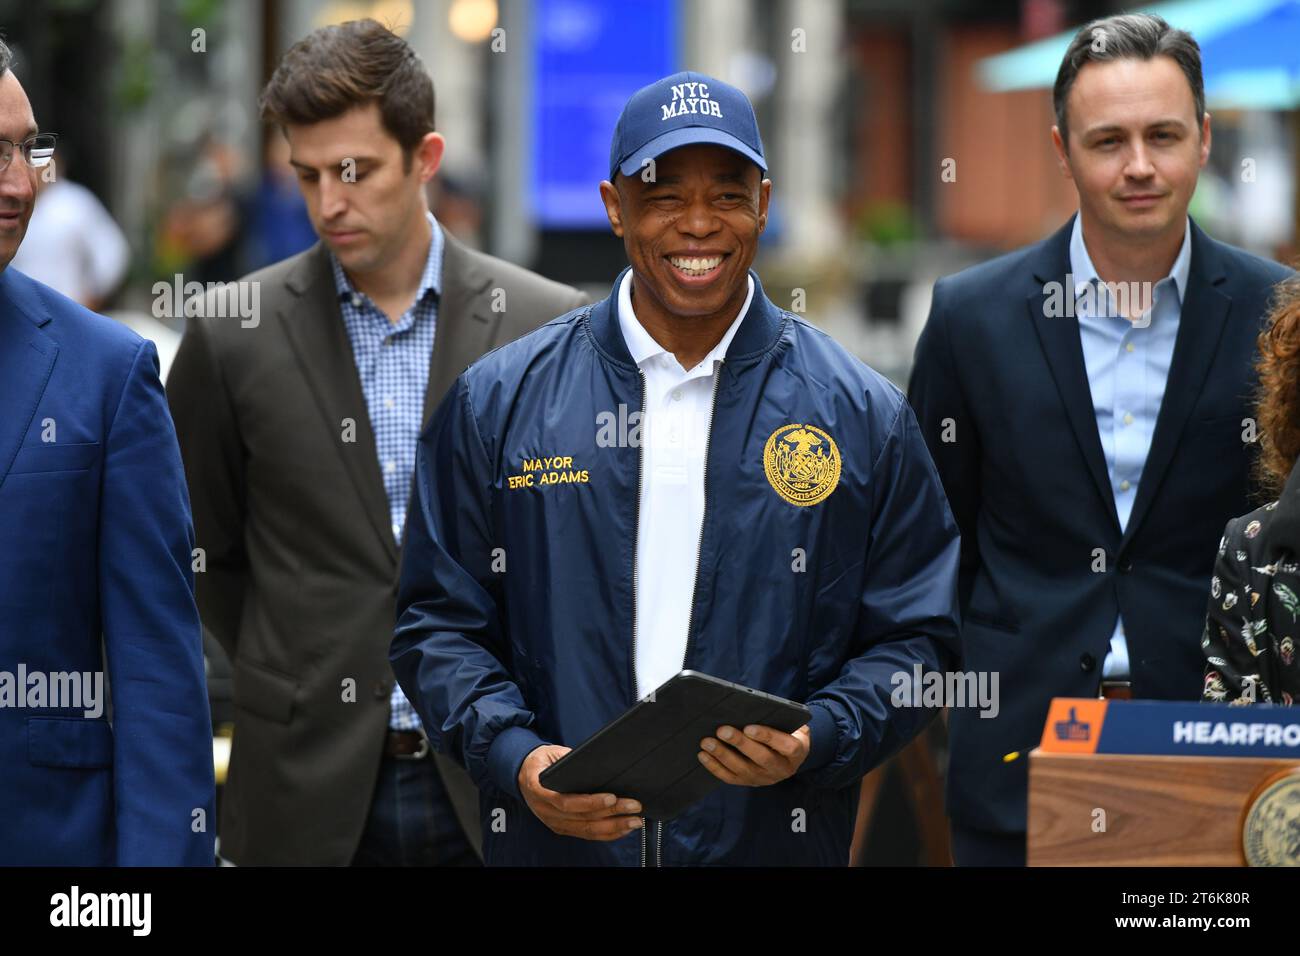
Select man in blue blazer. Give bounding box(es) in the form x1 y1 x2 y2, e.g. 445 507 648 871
908 13 1292 865
0 41 214 865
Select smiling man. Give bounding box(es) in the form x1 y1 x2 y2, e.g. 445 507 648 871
908 13 1292 865
0 37 214 865
166 19 585 866
391 71 962 865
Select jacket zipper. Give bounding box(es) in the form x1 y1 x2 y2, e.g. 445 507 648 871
629 369 649 868
654 361 724 868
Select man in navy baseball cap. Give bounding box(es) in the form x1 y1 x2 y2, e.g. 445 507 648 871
392 66 960 865
598 70 772 334
609 70 767 181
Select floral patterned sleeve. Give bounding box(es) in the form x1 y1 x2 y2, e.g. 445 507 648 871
1201 513 1280 705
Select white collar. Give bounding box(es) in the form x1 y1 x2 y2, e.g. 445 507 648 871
617 271 755 374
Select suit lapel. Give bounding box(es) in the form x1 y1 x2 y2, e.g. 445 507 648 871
1120 222 1231 551
424 229 496 426
278 244 398 565
0 270 58 495
1027 217 1121 533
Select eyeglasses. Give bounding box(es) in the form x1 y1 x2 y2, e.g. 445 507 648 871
0 133 57 172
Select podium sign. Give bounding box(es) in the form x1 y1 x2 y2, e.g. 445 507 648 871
1028 698 1300 866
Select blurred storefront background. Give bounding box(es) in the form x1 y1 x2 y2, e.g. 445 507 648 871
5 0 1294 385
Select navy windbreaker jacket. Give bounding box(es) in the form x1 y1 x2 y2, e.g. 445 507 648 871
392 268 961 865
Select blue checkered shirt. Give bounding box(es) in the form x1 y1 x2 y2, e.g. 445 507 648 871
331 211 442 731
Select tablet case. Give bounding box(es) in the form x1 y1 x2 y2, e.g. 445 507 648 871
538 670 813 819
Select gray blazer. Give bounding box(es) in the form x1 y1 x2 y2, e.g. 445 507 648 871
166 227 586 865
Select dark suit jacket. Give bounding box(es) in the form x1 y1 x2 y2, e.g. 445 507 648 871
0 267 215 865
166 227 586 865
907 215 1292 837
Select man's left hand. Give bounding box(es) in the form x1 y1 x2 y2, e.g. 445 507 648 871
698 723 810 786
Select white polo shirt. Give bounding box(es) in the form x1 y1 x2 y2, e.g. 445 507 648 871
618 270 755 698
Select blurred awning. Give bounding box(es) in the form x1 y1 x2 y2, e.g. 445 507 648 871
977 0 1292 106
1203 69 1300 110
1198 1 1300 108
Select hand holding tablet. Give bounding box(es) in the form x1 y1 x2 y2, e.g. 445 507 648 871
535 671 813 824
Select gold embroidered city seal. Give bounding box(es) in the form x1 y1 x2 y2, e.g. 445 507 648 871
763 423 841 507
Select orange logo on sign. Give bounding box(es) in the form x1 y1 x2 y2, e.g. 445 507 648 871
1038 698 1108 753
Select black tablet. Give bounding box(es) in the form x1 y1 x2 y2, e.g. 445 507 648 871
537 670 813 819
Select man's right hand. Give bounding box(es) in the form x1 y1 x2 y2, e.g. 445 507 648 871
517 744 643 841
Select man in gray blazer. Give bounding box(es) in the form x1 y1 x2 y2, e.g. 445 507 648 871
166 19 585 866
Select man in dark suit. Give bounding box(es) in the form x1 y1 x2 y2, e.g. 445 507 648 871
908 13 1292 866
0 39 215 865
166 20 585 866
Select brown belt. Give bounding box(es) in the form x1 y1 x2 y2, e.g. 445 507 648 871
1099 680 1134 700
384 730 430 760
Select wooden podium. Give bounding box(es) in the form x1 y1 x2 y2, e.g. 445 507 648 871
1027 698 1300 866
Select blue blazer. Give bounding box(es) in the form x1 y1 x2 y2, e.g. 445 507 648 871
0 268 215 865
908 216 1293 836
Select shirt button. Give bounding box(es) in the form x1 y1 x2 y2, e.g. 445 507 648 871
384 460 396 474
1123 413 1134 426
671 389 683 401
1125 342 1135 353
384 397 395 410
350 294 363 308
1120 479 1131 492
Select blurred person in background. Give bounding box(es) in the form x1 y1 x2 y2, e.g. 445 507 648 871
10 146 129 312
908 13 1291 866
156 134 245 285
166 19 585 867
1202 278 1300 707
246 131 316 270
427 168 485 247
0 36 214 866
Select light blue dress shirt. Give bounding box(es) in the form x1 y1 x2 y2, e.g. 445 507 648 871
1070 213 1191 680
331 211 443 730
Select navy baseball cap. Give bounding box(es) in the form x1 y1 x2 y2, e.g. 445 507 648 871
609 71 767 181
